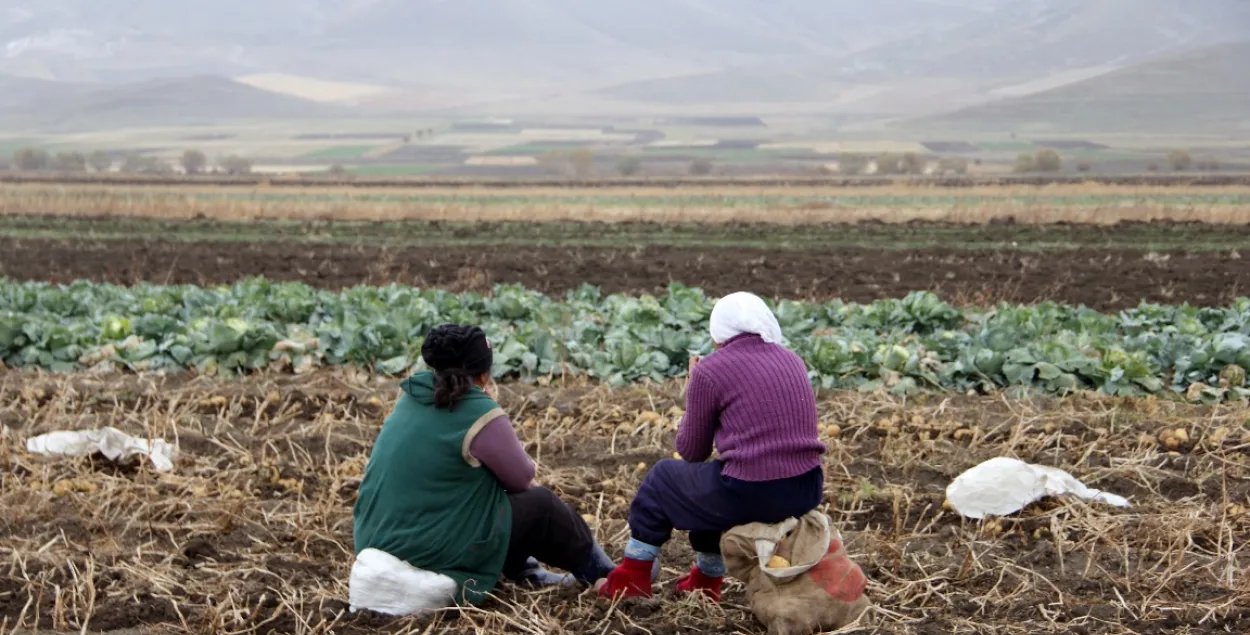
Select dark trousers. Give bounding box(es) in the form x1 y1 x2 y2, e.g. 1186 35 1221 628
502 486 596 579
629 459 823 554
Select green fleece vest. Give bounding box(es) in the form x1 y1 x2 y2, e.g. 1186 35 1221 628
352 372 510 605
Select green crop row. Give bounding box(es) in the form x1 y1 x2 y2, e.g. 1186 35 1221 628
2 279 1248 401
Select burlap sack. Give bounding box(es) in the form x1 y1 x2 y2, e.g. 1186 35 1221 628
721 511 871 635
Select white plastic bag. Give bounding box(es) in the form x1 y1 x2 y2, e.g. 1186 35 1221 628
348 548 457 615
26 427 176 472
946 457 1130 519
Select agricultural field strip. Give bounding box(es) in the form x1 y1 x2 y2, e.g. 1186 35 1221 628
6 182 1250 199
300 145 379 159
10 184 1250 224
9 173 1250 189
6 189 1250 207
1 373 1247 634
4 215 1250 251
5 237 1245 310
3 280 1250 402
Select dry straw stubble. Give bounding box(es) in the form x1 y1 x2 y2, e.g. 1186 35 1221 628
1 370 1247 634
3 183 1250 225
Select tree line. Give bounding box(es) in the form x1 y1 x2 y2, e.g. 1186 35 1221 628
8 148 254 175
7 145 1228 178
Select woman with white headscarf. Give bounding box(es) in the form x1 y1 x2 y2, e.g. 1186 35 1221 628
598 292 827 602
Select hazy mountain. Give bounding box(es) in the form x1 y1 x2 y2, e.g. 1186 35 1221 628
0 1 993 91
0 73 81 109
830 0 1250 83
1 0 1247 120
903 41 1250 134
596 0 1250 113
315 0 995 88
0 75 336 127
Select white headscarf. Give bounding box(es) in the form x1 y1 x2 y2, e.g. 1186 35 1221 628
709 292 783 345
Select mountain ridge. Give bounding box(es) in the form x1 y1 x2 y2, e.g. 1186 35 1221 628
0 74 337 127
902 41 1250 134
2 0 1247 124
592 0 1250 113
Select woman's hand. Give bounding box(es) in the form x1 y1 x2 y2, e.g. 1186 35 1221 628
688 355 702 374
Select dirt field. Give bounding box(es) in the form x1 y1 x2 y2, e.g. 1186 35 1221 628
3 182 1249 310
1 370 1246 635
2 237 1247 310
8 214 1250 251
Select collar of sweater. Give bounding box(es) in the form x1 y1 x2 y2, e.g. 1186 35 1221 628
719 332 763 348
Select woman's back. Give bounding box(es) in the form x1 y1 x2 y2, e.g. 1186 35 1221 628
353 371 511 602
676 334 826 482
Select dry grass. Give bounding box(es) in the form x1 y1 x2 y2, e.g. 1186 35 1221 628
3 183 1250 225
1 369 1247 634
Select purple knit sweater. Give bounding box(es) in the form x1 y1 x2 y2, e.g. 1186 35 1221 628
676 334 826 481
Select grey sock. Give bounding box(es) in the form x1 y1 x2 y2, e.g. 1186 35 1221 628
512 557 575 587
522 568 576 587
571 543 616 583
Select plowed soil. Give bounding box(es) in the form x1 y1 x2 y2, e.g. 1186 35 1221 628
2 237 1247 309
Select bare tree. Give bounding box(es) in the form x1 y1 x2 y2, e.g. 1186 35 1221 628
838 153 869 175
219 155 253 176
1168 149 1192 172
181 149 208 174
327 163 352 179
121 153 171 175
52 152 87 172
537 150 564 175
1034 148 1061 172
936 157 969 175
569 148 594 178
900 152 926 175
87 150 113 173
120 153 146 174
12 147 50 171
1196 156 1221 171
875 152 902 175
616 156 642 176
1012 153 1036 173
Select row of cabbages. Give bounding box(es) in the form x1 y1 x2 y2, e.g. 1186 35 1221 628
2 278 1248 401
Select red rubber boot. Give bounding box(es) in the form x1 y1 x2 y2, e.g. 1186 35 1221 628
674 565 723 602
597 557 654 599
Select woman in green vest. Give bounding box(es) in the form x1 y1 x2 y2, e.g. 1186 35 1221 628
353 324 615 605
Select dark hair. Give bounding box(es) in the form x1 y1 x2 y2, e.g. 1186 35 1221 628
421 324 493 410
432 368 475 410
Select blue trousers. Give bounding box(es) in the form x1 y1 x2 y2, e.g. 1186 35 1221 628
628 459 823 554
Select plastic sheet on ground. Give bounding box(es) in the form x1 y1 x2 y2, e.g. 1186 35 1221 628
349 548 457 615
945 457 1130 519
25 427 177 472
